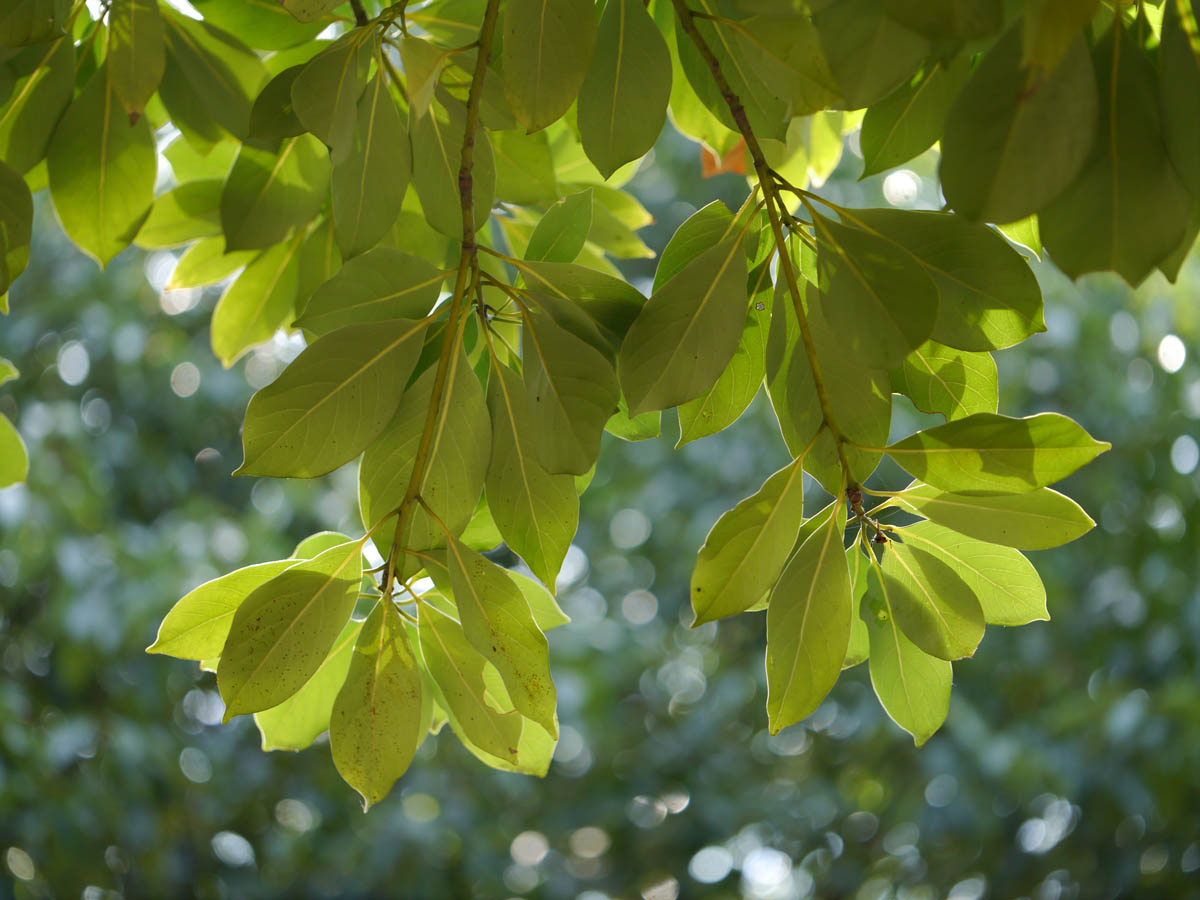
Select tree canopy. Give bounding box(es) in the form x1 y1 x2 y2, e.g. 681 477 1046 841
2 0 1193 807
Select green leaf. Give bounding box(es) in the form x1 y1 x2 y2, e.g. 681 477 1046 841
191 0 326 51
0 158 33 295
844 546 870 668
290 30 374 154
509 570 571 631
296 247 443 337
248 65 307 145
652 200 737 294
691 457 806 626
860 57 969 177
219 541 363 719
163 134 238 181
108 0 165 120
445 535 557 737
292 531 354 558
524 189 592 263
296 216 343 310
841 208 1045 352
893 520 1047 625
940 26 1098 224
0 0 69 48
0 37 74 173
812 0 931 109
255 617 361 751
167 237 254 289
889 483 1095 550
1162 0 1200 199
210 236 303 367
883 0 1003 43
891 341 998 421
619 232 748 415
134 180 223 249
1021 0 1099 75
410 98 496 238
147 559 298 660
523 307 619 475
220 134 330 252
998 214 1042 260
577 0 671 178
881 538 984 660
502 0 597 133
46 65 157 266
1040 23 1194 285
513 259 646 341
417 602 523 763
491 130 560 206
280 0 340 24
606 399 660 442
885 412 1110 494
330 602 425 808
735 14 840 117
676 258 771 447
399 35 447 121
331 72 410 257
485 362 579 589
162 10 268 140
237 318 429 478
812 212 938 369
0 413 27 487
0 359 17 387
358 350 491 567
864 579 952 746
765 502 851 733
674 0 788 140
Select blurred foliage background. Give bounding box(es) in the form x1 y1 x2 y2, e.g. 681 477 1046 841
3 127 1200 900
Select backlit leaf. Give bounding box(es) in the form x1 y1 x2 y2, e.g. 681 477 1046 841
108 0 165 119
891 341 998 421
296 247 443 337
220 134 330 251
210 235 303 367
502 0 597 133
881 539 985 660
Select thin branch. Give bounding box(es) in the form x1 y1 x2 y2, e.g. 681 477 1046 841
381 0 502 594
670 0 858 486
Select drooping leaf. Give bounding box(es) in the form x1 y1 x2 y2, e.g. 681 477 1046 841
330 602 425 808
841 208 1045 352
691 457 806 626
812 0 931 109
619 231 748 415
0 159 33 296
889 484 1095 551
107 0 165 120
509 571 571 631
290 29 374 154
134 180 224 249
577 0 671 178
881 539 985 660
410 98 496 238
162 10 268 140
1021 0 1099 75
893 520 1048 626
844 546 870 668
296 247 443 337
676 258 771 446
445 535 557 736
417 602 523 763
46 65 157 266
883 0 1003 44
510 259 646 341
255 617 361 751
485 362 579 590
0 0 70 48
1040 23 1194 285
523 307 619 475
147 559 298 660
524 189 592 263
942 27 1099 225
0 413 26 487
863 579 952 746
1162 0 1200 199
237 318 429 478
0 36 74 173
891 341 998 421
210 235 303 367
765 502 851 733
219 134 330 252
885 412 1110 494
860 57 969 177
491 130 560 206
331 72 410 257
735 14 840 117
502 0 597 133
218 540 363 719
399 35 446 120
812 211 939 369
